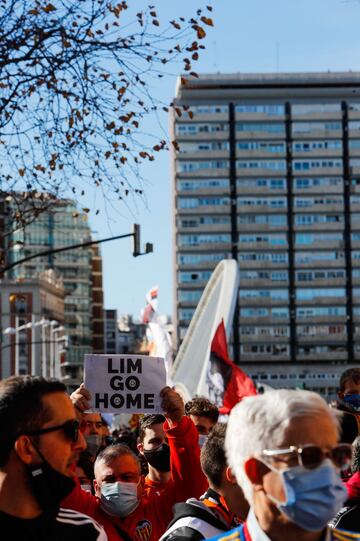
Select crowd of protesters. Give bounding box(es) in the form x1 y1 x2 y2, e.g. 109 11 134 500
0 367 360 540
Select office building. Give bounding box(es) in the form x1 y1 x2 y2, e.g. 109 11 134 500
0 269 65 378
2 197 99 385
173 72 360 397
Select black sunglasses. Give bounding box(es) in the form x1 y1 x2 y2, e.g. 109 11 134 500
23 419 80 443
263 443 353 470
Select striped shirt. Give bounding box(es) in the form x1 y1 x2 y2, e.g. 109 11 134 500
0 507 107 540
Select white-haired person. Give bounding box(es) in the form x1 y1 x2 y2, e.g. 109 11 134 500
208 389 360 541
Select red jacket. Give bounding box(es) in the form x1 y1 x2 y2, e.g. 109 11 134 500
346 471 360 501
63 416 208 541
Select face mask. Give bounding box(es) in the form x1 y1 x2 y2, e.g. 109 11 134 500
100 481 139 518
264 458 347 531
27 443 75 513
343 394 360 411
143 443 170 472
198 434 208 448
81 484 93 493
85 434 103 456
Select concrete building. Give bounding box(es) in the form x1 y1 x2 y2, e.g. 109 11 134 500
92 245 105 353
0 270 65 378
104 309 119 353
173 72 360 398
1 197 101 386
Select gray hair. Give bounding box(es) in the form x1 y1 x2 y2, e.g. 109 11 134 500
225 389 340 505
94 443 140 474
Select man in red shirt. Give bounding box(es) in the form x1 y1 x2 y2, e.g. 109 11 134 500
64 385 208 541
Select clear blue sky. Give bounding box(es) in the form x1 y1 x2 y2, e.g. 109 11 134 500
86 0 360 320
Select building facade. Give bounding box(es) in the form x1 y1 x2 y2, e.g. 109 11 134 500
173 72 360 397
2 198 99 385
0 270 65 378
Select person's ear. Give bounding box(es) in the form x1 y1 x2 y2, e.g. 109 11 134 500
225 466 237 484
137 442 144 455
14 435 37 464
93 478 100 496
244 457 268 485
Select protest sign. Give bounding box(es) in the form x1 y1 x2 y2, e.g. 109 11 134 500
84 354 166 413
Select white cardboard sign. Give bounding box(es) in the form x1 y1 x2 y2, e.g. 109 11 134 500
84 354 166 413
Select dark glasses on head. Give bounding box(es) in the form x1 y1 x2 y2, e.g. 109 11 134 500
23 419 80 443
263 443 352 470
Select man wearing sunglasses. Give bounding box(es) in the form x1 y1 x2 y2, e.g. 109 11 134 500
0 375 107 540
208 389 360 541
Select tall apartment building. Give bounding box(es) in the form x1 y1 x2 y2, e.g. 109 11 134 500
173 72 360 397
2 197 99 385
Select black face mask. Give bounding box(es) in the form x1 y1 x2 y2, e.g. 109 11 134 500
143 443 171 472
27 443 75 513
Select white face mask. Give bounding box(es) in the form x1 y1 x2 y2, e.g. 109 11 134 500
100 481 140 518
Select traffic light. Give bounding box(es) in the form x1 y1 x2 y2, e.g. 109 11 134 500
132 223 141 257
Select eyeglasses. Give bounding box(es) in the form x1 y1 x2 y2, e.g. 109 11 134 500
262 443 352 470
23 419 80 443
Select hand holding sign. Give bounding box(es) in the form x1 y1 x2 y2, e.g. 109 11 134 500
160 386 185 428
70 383 91 416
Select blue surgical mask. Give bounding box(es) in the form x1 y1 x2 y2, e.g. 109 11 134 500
343 394 360 411
100 481 139 518
198 434 208 448
265 459 347 531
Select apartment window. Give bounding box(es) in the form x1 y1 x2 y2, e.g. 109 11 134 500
238 214 287 226
236 122 285 133
295 251 344 263
237 197 287 208
179 271 212 283
236 160 286 170
178 234 231 246
296 307 346 318
238 253 288 263
237 141 285 152
175 123 228 135
296 269 345 281
179 141 229 152
178 253 225 265
293 160 342 171
178 178 229 191
292 122 341 133
294 214 343 225
239 234 287 245
177 160 229 173
295 233 343 245
178 197 230 209
297 324 345 337
296 288 345 300
236 104 284 115
292 104 341 114
294 177 343 189
239 289 288 300
240 344 289 355
178 290 202 302
191 105 228 114
293 140 342 151
237 178 286 189
239 270 288 281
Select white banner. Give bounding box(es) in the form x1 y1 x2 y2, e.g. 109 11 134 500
84 354 166 413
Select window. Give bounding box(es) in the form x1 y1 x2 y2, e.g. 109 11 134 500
237 197 286 208
236 104 284 115
295 251 344 263
296 288 345 300
190 105 229 114
237 178 286 190
240 344 289 355
178 290 202 302
178 253 225 265
176 123 228 135
178 141 229 153
292 122 341 133
178 234 231 246
297 307 346 318
239 289 288 300
237 141 285 152
293 160 342 171
292 104 341 114
177 160 229 173
178 178 229 191
236 122 285 133
239 253 288 263
178 197 230 209
239 234 287 245
294 214 343 225
293 140 342 151
236 160 286 170
238 214 287 226
295 233 342 245
179 271 212 283
294 177 343 189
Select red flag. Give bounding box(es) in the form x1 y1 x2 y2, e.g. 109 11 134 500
207 320 257 414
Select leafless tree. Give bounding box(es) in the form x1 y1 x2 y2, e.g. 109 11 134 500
0 0 213 223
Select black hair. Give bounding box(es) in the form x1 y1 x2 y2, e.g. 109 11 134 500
0 376 66 467
200 423 227 488
138 413 166 443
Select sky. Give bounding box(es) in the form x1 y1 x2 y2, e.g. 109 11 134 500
85 0 360 320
